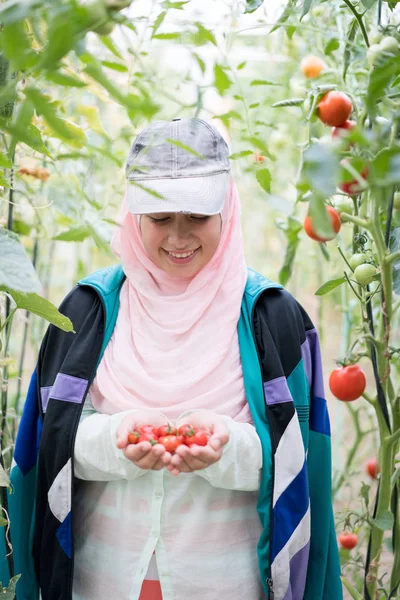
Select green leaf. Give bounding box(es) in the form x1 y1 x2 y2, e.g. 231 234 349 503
99 35 123 59
15 124 52 157
194 54 206 74
371 509 394 531
300 0 314 20
308 196 335 240
53 226 91 242
25 87 87 146
0 228 41 293
161 0 189 8
371 147 400 186
101 60 128 72
245 0 264 12
256 168 271 194
366 55 400 116
152 11 167 37
251 79 279 86
229 150 253 160
315 277 346 296
237 61 246 70
152 32 181 40
0 172 10 188
270 0 297 34
343 18 357 80
324 38 340 56
0 463 9 488
45 70 87 88
192 22 217 46
214 64 232 95
0 152 12 169
0 516 8 527
278 216 302 286
164 138 204 157
8 290 74 332
360 481 370 509
301 142 338 197
0 575 21 600
272 98 304 107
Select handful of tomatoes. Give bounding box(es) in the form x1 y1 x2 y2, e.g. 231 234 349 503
127 423 209 454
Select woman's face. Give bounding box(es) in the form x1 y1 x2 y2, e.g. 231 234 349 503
140 212 222 277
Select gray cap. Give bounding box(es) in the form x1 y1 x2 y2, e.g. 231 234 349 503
125 118 231 215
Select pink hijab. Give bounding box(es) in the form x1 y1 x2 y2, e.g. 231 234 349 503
90 176 252 422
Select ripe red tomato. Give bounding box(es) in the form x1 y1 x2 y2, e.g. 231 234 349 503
332 119 356 140
185 431 209 447
178 424 197 437
303 206 341 242
329 365 366 401
339 160 368 196
157 423 178 437
128 430 140 445
318 91 353 127
366 458 380 479
158 435 184 454
138 424 159 437
138 431 159 445
338 532 358 550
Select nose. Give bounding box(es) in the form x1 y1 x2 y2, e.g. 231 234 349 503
167 219 193 249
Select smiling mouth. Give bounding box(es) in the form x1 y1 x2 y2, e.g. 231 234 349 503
163 248 199 258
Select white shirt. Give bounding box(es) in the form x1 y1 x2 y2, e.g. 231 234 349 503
72 394 264 600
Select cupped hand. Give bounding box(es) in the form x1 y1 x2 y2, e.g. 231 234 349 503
166 410 230 476
116 410 172 471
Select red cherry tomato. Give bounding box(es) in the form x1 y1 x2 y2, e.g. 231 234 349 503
338 532 358 550
138 424 159 437
178 424 197 437
138 431 159 445
317 91 353 127
185 431 209 447
339 161 368 196
128 430 140 444
158 435 184 454
329 365 366 401
303 206 341 242
366 458 380 479
157 423 178 437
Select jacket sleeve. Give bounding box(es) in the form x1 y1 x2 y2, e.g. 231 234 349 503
179 411 263 491
74 394 148 482
299 312 343 600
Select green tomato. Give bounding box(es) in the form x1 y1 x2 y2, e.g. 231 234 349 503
105 0 131 9
334 197 354 216
354 263 377 285
379 36 399 54
93 21 115 35
369 31 383 45
311 5 325 17
349 253 367 270
367 44 382 67
393 191 400 210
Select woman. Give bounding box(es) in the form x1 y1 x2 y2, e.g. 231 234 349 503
3 118 342 600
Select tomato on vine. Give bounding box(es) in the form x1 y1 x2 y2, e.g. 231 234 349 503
329 365 366 401
366 458 380 480
303 206 341 242
338 532 358 550
300 55 325 79
317 91 353 127
354 263 376 285
348 253 367 270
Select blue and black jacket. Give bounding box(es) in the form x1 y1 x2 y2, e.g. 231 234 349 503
0 264 342 599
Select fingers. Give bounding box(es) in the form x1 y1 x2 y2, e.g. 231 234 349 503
123 442 171 470
116 415 140 449
170 444 223 473
210 421 230 448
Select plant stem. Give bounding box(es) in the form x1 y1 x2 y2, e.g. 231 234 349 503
342 0 370 47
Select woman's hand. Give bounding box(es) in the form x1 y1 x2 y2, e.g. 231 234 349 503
116 410 171 471
167 410 230 476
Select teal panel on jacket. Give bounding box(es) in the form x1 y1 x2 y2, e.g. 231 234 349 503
286 358 310 450
304 429 343 600
0 465 39 599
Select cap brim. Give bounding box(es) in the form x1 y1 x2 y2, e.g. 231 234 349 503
126 172 230 215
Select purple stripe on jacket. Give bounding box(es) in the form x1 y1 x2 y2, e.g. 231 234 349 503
282 541 310 600
49 373 88 405
263 377 293 406
301 329 325 399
